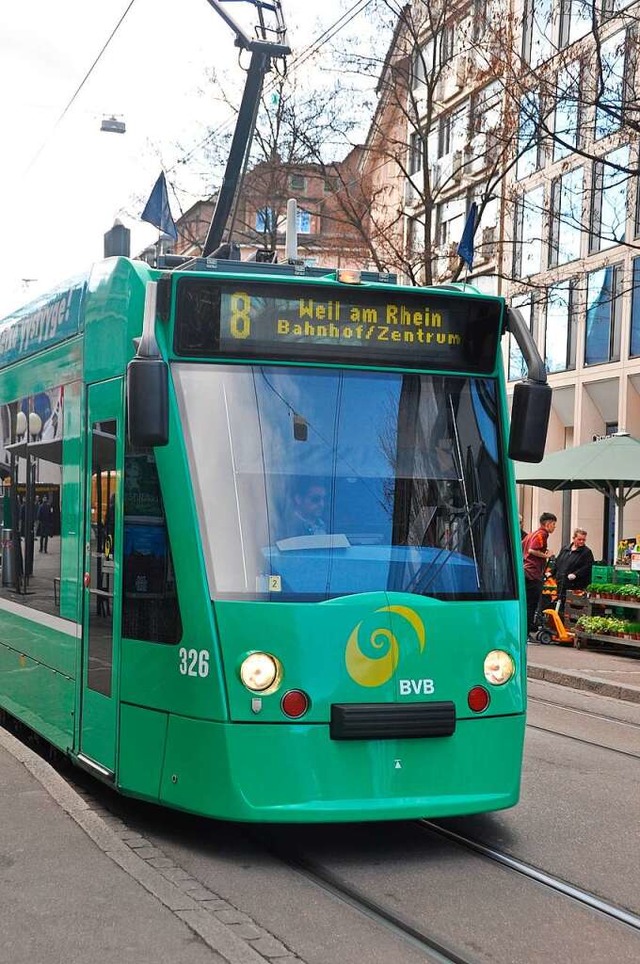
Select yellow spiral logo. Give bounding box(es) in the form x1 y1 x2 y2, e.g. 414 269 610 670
345 605 426 687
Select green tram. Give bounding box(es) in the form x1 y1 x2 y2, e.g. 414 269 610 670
0 256 550 821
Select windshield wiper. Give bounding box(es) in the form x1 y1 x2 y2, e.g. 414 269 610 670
403 501 486 596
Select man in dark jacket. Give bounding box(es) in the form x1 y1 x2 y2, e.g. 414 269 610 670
554 528 594 609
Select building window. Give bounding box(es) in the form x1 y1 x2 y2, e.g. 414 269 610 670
584 264 623 365
630 257 640 357
553 61 581 160
412 43 428 88
409 131 424 174
437 105 470 165
590 145 629 253
544 280 576 373
435 197 466 249
256 207 276 233
516 90 542 180
471 0 488 40
297 210 312 234
514 186 544 277
549 167 584 267
508 295 535 381
412 27 452 87
522 0 553 67
594 31 626 140
603 0 635 14
290 174 306 191
470 82 501 136
408 215 426 255
558 0 591 48
438 115 451 158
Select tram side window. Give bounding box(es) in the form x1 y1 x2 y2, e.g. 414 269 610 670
121 447 182 644
0 390 63 616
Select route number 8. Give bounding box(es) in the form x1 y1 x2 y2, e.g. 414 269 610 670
230 292 251 339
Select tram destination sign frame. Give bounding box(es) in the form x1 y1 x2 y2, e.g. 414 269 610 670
174 278 502 372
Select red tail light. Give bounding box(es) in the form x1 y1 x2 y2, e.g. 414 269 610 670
281 690 310 718
468 686 490 712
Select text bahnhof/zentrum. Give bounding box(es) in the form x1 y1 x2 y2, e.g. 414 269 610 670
228 296 466 345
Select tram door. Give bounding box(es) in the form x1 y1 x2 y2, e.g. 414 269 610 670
79 379 123 775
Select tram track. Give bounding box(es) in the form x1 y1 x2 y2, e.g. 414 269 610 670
528 694 640 728
251 830 474 964
527 694 640 759
526 721 640 759
419 820 640 934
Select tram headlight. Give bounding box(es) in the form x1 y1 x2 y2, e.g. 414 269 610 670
239 652 282 692
483 650 515 686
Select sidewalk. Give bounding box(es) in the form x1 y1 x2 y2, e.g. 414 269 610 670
0 726 280 964
526 639 640 703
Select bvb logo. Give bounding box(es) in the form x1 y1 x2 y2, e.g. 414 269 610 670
345 606 426 687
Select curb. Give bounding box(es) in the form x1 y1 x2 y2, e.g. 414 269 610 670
0 725 303 964
527 665 640 704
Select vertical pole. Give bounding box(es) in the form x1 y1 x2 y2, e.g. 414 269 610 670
617 486 624 562
203 49 270 256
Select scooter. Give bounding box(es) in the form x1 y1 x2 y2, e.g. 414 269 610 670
534 573 578 645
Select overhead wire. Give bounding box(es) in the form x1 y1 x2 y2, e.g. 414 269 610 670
22 0 375 187
168 0 376 176
19 0 378 221
24 0 139 175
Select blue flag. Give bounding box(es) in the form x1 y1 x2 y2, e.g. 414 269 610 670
141 172 177 240
457 201 477 270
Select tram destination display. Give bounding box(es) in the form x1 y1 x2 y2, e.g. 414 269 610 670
174 279 502 372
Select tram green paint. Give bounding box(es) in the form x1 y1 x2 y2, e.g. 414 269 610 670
0 257 527 822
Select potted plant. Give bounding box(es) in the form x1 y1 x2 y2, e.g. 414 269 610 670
607 617 629 637
616 584 637 600
586 582 605 598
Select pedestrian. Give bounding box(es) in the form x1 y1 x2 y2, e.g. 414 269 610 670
522 511 557 639
519 514 527 541
36 494 54 554
553 528 594 610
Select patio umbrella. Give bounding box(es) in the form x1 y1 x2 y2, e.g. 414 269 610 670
514 432 640 554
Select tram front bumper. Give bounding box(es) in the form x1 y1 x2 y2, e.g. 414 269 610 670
154 712 525 823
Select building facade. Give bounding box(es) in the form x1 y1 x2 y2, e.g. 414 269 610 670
383 0 640 560
149 156 371 270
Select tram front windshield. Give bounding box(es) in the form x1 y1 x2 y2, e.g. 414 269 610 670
173 364 516 602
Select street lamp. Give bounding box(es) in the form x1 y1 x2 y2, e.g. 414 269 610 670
29 412 42 440
15 410 27 438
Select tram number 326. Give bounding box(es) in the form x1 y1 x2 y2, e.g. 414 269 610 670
179 647 210 678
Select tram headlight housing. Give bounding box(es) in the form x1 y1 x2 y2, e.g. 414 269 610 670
483 650 515 686
239 652 282 693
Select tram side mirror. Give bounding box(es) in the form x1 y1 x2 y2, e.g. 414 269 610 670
127 356 169 447
508 381 551 463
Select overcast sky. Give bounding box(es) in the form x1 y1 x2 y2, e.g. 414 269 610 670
0 0 381 316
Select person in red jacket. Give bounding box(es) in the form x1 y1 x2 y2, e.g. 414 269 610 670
522 512 557 639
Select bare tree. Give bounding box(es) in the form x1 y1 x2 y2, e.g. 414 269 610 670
323 0 527 285
482 0 640 370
